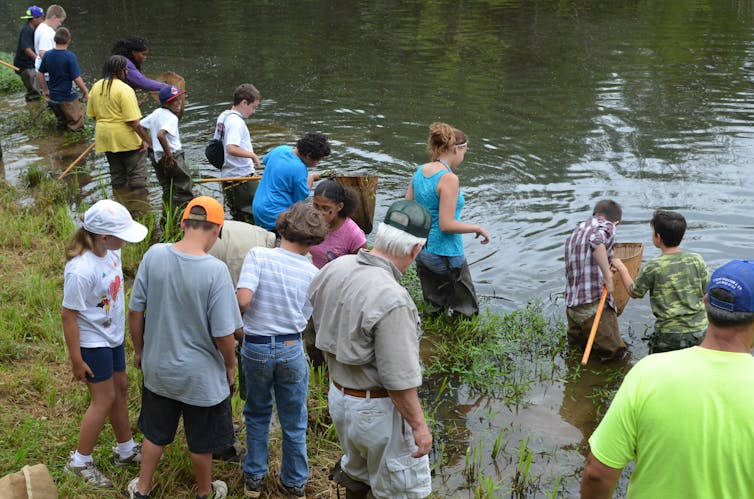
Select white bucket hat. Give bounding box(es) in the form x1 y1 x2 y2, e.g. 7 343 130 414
82 199 148 243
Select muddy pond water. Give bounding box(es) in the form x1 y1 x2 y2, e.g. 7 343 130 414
3 0 754 496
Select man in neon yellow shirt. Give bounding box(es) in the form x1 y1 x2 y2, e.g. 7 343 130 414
581 259 754 499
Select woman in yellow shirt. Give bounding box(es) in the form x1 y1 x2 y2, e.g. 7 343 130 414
87 55 151 195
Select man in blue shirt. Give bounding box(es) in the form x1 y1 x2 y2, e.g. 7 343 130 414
37 27 88 130
252 132 331 230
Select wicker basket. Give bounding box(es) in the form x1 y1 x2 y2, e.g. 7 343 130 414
612 242 644 315
333 176 378 234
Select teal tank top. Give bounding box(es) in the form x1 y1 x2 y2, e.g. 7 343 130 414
411 166 465 257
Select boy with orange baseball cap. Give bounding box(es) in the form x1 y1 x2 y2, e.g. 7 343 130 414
128 196 241 499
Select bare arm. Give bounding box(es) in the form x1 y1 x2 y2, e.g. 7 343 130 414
237 288 253 314
61 307 93 381
387 387 432 458
610 258 634 295
214 334 237 388
128 309 145 369
73 76 88 100
226 144 261 168
592 244 614 294
233 327 244 342
580 452 622 499
157 129 176 167
307 172 321 189
24 47 36 59
437 173 490 243
127 120 152 152
405 181 415 200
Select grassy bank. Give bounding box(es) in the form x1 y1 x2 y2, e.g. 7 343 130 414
0 52 25 95
0 174 606 498
0 178 339 498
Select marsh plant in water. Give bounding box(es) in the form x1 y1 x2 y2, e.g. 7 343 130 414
423 305 568 404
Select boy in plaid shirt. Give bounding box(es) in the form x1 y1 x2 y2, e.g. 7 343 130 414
565 199 627 361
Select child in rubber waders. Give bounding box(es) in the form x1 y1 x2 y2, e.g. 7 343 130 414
61 199 148 488
139 85 194 215
564 199 628 362
612 209 709 354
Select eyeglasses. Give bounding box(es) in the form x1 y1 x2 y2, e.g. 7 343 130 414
456 142 468 151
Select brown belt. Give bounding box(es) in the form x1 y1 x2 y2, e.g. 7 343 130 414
333 380 389 398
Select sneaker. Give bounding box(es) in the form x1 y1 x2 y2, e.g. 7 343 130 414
113 443 142 466
244 474 264 498
127 477 150 498
197 480 228 499
65 454 113 488
280 480 306 498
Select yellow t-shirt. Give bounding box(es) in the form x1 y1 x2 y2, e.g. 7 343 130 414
87 78 142 153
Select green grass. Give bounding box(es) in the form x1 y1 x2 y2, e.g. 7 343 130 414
0 52 25 95
0 175 623 498
0 179 341 497
422 304 568 405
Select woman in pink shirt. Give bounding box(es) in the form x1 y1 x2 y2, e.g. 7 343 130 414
309 180 367 269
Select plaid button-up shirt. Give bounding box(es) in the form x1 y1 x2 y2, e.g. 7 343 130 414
565 216 616 309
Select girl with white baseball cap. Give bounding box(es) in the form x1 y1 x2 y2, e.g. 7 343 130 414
61 199 147 488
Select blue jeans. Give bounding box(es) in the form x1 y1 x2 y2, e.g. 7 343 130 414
242 339 309 488
415 250 466 273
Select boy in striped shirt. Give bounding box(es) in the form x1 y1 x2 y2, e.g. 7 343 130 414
236 203 329 498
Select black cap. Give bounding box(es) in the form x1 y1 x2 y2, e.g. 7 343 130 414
384 200 431 238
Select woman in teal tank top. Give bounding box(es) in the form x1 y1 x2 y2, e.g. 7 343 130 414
406 122 490 317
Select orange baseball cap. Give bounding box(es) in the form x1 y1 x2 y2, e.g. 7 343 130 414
182 196 225 226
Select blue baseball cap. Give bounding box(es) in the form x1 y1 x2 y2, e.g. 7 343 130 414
158 85 186 105
707 260 754 312
21 6 44 19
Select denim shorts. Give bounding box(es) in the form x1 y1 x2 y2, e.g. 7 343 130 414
80 343 126 382
415 250 466 274
138 385 235 454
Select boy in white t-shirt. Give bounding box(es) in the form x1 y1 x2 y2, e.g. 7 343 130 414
214 83 261 224
140 85 194 213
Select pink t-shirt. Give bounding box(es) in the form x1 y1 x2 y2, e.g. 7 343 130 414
310 217 367 269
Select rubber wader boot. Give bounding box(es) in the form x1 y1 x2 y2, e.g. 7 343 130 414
329 460 371 499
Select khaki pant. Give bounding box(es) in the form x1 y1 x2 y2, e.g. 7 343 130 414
328 385 431 499
566 301 626 360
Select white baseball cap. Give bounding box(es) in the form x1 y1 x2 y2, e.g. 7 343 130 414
82 199 148 243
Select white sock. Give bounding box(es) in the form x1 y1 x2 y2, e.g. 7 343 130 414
116 438 136 457
72 450 93 467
